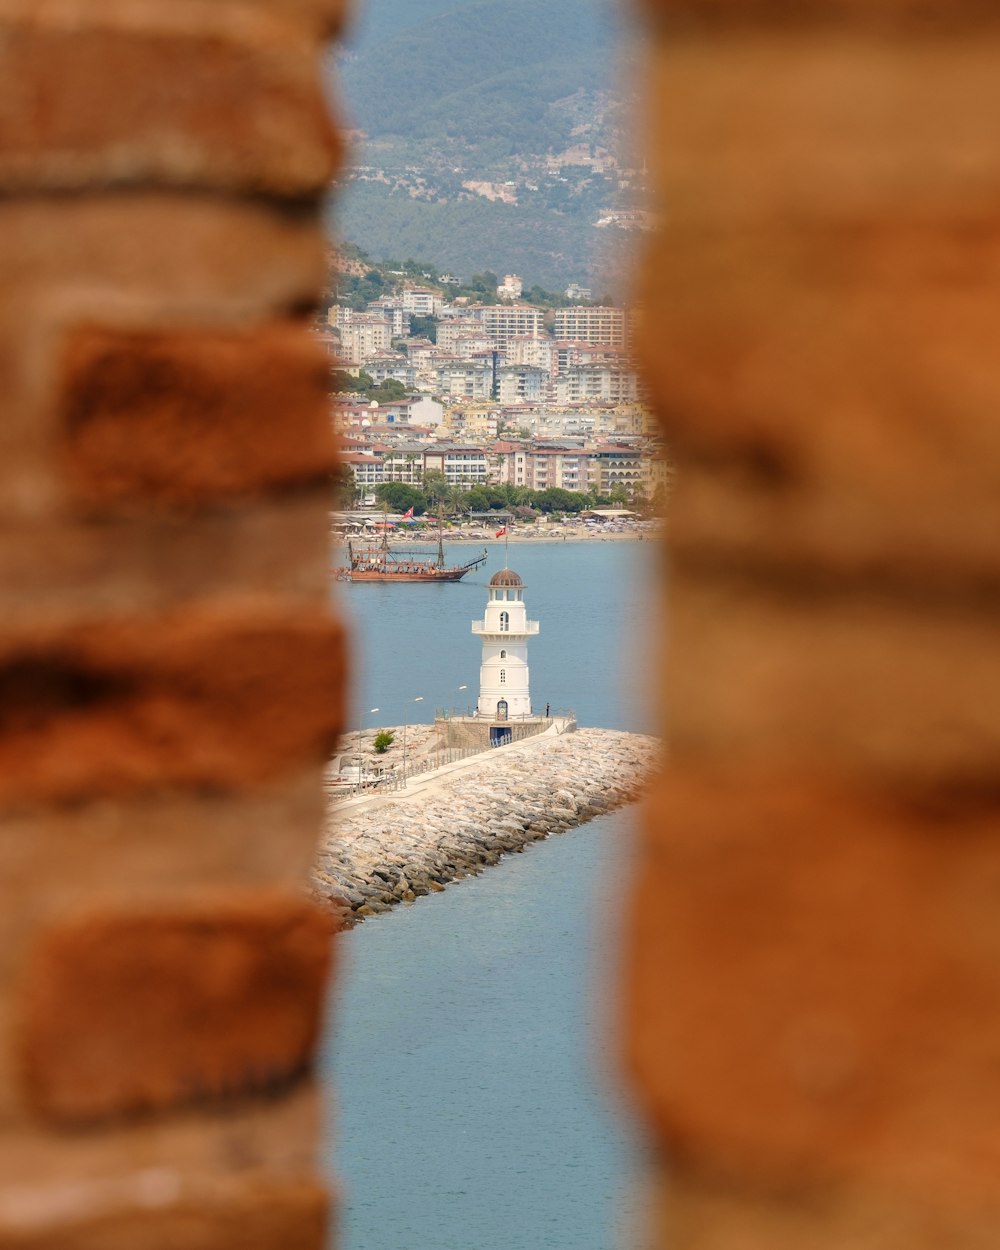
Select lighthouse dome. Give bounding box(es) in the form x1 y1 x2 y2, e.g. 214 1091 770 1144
489 569 523 588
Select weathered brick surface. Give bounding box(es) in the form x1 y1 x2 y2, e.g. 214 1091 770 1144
0 0 341 1239
628 2 1000 1247
637 36 1000 590
0 498 332 629
18 893 334 1123
0 1174 328 1250
629 777 1000 1195
0 774 331 1114
637 0 1000 30
651 1167 1000 1250
0 197 328 307
0 611 346 803
669 577 1000 790
0 18 340 195
61 322 336 510
0 195 330 523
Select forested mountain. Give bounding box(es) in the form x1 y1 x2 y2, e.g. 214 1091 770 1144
340 0 611 147
328 0 644 293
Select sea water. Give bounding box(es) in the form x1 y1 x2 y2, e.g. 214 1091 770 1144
322 538 660 1249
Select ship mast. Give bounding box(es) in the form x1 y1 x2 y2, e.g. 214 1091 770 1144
437 503 445 568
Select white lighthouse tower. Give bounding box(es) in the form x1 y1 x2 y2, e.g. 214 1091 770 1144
473 568 539 726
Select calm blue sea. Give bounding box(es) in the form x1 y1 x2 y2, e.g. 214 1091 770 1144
322 538 660 1250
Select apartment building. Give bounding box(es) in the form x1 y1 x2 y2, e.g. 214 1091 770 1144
376 396 444 428
496 445 590 493
446 406 499 440
498 365 549 404
507 335 555 374
342 451 384 492
422 445 490 488
474 304 544 349
516 407 600 439
339 314 392 364
552 305 629 348
401 286 444 316
436 361 493 400
364 355 419 388
366 298 411 338
551 341 624 376
497 274 523 300
554 363 640 405
588 443 645 496
379 445 427 485
436 318 472 353
437 320 495 359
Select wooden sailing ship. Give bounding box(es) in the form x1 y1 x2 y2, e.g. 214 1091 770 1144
334 523 487 583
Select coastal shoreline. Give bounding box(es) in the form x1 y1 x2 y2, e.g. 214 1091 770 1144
315 727 659 924
334 527 660 548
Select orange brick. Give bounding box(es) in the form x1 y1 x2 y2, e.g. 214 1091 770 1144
626 774 1000 1202
60 323 336 511
667 573 1000 790
636 0 998 30
649 1164 1000 1250
0 1174 328 1250
0 19 339 196
18 893 335 1123
0 610 347 803
0 498 332 629
243 0 349 38
636 34 1000 588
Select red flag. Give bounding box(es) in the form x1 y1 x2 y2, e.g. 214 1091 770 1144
402 506 414 519
495 526 507 538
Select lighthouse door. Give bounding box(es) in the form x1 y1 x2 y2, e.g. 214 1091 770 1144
496 699 508 721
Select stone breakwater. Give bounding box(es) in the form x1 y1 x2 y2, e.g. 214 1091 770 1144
313 728 659 925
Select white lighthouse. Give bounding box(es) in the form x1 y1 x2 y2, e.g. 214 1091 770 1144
473 568 539 725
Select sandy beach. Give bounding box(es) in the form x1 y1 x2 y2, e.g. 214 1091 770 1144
339 522 662 546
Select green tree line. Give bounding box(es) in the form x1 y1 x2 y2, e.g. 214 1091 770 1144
362 480 640 517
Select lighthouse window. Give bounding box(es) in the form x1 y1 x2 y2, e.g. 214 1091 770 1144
500 670 506 684
500 650 507 659
500 611 509 632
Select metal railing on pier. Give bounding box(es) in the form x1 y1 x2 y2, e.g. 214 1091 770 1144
327 709 577 803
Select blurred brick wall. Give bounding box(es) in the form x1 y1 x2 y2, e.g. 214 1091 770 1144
627 2 1000 1246
0 2 346 1246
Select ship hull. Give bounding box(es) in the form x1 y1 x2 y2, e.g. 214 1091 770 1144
343 568 471 583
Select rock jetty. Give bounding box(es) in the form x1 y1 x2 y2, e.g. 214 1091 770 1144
313 728 659 925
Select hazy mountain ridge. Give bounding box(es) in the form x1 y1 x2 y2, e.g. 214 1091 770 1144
340 0 613 147
331 0 642 292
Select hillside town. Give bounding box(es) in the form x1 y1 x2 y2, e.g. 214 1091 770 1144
322 262 668 511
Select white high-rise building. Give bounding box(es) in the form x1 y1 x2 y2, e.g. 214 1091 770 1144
473 568 539 725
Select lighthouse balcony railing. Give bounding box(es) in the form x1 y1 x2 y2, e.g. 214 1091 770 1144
471 621 540 636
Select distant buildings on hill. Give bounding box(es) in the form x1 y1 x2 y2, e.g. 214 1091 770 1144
325 270 665 504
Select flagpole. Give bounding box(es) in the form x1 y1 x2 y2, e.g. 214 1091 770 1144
504 519 509 569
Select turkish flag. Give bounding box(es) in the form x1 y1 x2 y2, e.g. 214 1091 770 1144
402 507 414 519
495 526 507 538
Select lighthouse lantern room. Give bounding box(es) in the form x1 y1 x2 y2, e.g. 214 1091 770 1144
472 568 539 724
